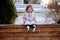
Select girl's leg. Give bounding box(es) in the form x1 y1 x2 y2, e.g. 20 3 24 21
26 25 30 32
32 24 36 32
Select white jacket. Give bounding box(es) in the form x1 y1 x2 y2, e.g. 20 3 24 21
23 12 36 25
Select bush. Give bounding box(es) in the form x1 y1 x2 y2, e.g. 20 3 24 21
0 0 17 24
24 0 28 4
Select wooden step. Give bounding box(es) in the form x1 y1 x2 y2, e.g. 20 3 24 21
0 24 60 40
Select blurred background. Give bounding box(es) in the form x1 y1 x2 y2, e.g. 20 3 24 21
12 0 60 24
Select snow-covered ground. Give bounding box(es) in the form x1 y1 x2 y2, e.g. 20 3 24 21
14 4 56 24
14 13 55 24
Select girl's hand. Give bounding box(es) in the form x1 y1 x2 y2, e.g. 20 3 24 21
33 17 36 22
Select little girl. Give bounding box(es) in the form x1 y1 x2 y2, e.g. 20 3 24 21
23 5 36 32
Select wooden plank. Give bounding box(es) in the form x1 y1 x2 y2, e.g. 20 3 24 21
0 27 60 32
0 25 60 40
0 32 60 37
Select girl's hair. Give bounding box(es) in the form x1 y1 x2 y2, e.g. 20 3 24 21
25 5 33 11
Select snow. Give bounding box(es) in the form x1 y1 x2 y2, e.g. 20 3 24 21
14 4 56 24
14 13 55 24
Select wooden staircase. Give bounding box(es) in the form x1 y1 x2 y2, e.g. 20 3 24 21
0 24 60 40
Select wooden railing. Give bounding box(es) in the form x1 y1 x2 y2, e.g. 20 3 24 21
0 24 60 40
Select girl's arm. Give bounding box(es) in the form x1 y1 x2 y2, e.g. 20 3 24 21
33 13 36 22
23 13 27 24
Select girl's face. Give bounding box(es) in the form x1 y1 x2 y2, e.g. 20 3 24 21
27 7 33 13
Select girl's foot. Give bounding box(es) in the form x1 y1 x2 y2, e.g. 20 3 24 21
26 26 30 32
32 25 36 32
